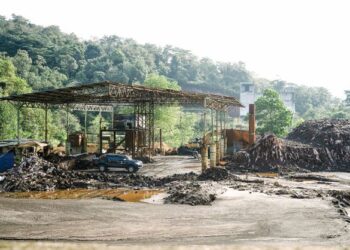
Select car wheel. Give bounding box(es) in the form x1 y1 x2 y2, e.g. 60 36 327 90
127 166 135 173
99 165 106 172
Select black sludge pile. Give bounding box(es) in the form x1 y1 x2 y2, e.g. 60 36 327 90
198 167 229 181
227 119 350 172
287 119 350 170
164 182 217 206
0 156 164 192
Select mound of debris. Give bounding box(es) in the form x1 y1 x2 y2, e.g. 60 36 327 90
164 182 217 206
227 134 323 172
227 119 350 173
0 157 213 193
287 119 350 148
0 156 167 192
161 172 198 183
45 153 96 170
198 167 229 181
328 190 350 222
287 119 350 170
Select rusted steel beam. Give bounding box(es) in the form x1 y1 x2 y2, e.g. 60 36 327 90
0 82 243 112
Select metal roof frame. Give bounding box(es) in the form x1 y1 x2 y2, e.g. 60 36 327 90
0 81 243 111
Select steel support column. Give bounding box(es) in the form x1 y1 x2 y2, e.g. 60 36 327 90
16 104 21 144
216 110 220 164
84 109 88 153
66 105 70 156
223 111 227 155
159 128 163 155
44 103 48 143
201 98 208 171
99 110 102 154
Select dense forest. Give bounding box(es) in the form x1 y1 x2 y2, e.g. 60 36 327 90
0 15 348 145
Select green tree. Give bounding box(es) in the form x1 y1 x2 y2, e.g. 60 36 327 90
143 74 197 147
0 56 31 139
255 89 293 137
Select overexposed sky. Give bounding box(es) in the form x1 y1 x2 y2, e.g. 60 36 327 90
2 0 350 99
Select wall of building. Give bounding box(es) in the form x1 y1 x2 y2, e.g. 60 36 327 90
239 83 295 116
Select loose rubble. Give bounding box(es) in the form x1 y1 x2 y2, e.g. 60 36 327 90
0 156 169 192
329 190 350 223
164 182 217 206
227 119 350 173
198 167 230 181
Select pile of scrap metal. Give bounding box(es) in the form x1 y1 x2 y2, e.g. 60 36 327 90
226 119 350 173
0 156 163 192
0 156 201 193
0 139 48 172
44 153 96 170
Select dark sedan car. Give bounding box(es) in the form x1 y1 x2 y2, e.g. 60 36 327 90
93 154 143 173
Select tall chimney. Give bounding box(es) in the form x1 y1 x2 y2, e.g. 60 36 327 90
248 104 256 145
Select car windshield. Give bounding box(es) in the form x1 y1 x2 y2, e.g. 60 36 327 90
125 156 132 160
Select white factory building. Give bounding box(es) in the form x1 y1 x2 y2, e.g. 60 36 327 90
239 82 295 117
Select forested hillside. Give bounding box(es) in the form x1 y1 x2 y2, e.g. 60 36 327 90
0 15 348 144
0 15 253 97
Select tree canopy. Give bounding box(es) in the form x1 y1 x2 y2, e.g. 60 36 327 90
255 89 293 137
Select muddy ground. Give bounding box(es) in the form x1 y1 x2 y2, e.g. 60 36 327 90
0 156 350 249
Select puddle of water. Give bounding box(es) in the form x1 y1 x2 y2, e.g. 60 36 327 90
184 165 200 169
0 188 163 202
256 172 279 178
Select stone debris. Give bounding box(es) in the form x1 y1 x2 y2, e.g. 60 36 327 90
198 167 230 181
328 190 350 223
161 172 198 183
0 156 181 192
164 182 217 206
0 157 207 193
45 153 96 170
227 119 350 173
286 173 339 183
287 119 350 148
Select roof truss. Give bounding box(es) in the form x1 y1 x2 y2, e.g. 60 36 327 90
0 81 243 111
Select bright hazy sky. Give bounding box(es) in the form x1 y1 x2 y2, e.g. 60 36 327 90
2 0 350 99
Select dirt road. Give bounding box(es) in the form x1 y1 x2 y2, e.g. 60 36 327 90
0 189 348 246
139 155 201 177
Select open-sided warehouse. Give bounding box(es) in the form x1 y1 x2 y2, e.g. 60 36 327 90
0 81 243 170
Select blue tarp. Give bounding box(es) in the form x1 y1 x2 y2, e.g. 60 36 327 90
0 151 14 172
